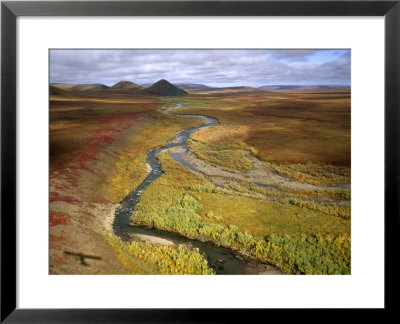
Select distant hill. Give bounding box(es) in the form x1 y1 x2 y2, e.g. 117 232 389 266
194 86 263 94
208 86 259 91
258 85 350 90
145 79 187 96
111 80 143 89
51 83 109 91
75 84 109 91
176 83 211 90
51 83 78 90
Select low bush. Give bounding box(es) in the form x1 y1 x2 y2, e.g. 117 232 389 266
105 233 214 275
130 153 351 274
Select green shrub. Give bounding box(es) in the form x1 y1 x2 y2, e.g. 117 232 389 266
105 233 214 275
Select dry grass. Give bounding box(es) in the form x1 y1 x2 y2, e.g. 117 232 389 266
169 89 350 165
267 161 351 186
163 90 350 187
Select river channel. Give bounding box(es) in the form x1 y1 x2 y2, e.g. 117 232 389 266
113 104 281 274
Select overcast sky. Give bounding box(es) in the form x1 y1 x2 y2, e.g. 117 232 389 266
50 49 350 87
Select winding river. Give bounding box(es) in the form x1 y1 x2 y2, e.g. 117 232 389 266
113 104 281 274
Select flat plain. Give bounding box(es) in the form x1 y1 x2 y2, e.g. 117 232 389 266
49 84 351 275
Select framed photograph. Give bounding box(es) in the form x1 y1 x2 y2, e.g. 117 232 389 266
1 0 399 321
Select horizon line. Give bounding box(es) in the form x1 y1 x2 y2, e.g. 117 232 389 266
50 81 351 88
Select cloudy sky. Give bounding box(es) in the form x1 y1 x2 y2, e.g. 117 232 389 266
50 49 350 87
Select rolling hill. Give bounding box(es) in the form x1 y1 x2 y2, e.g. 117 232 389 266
52 83 110 91
49 85 68 96
111 80 143 89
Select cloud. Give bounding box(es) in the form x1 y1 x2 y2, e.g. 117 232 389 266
50 49 350 87
268 49 319 62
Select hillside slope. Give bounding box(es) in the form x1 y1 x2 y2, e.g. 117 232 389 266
145 79 187 96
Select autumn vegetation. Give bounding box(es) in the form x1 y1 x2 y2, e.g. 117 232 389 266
50 86 350 275
49 90 203 274
105 233 214 275
131 152 350 274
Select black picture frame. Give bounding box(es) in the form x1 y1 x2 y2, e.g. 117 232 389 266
1 0 399 322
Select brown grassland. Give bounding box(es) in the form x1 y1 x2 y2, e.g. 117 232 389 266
49 87 350 274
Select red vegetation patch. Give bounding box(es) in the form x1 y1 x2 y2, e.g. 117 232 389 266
49 192 78 204
51 111 149 174
50 211 70 227
49 111 151 204
94 134 114 143
53 252 69 265
49 234 66 249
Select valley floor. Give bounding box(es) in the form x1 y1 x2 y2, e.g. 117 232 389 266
49 88 351 275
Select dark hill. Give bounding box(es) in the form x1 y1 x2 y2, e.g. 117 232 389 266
145 79 187 96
